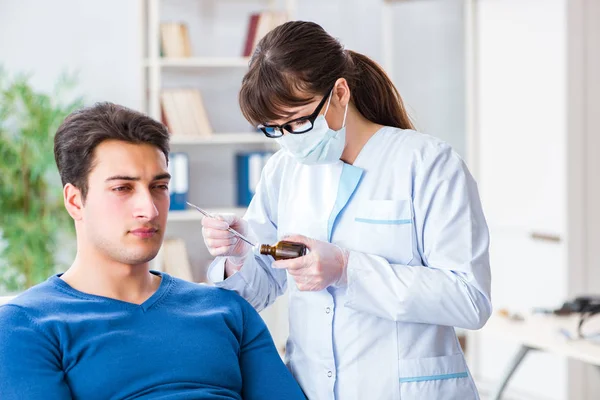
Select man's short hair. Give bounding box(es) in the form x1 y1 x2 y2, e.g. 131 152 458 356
54 102 170 201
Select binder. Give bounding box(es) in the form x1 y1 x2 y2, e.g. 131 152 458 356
236 151 274 207
168 152 189 211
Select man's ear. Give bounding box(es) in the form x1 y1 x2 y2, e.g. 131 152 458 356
64 183 84 221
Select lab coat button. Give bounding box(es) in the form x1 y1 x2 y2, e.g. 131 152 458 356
325 307 331 314
327 371 333 378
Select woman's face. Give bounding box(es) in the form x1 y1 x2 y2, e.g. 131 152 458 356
267 79 349 134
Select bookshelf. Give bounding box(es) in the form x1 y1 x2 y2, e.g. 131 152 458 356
141 0 295 357
169 132 272 145
143 0 296 120
141 0 294 281
141 0 295 355
168 207 247 222
144 57 252 68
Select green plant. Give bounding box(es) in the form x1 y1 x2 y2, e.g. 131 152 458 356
0 69 83 292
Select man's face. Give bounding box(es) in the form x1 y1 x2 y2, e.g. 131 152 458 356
80 140 170 266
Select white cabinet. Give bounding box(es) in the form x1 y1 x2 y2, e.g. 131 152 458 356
487 229 566 311
476 0 566 235
467 0 600 399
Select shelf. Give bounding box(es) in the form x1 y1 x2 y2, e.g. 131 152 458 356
168 207 247 222
145 57 251 68
169 132 274 145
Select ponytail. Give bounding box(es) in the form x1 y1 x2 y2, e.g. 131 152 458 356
239 21 415 130
346 50 414 130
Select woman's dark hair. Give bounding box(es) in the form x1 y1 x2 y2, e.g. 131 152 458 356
54 102 170 201
239 21 414 130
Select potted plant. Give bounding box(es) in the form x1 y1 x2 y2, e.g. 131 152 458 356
0 69 83 292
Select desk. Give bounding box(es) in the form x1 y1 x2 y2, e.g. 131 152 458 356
481 313 600 399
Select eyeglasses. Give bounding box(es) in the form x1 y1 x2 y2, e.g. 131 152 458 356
257 85 334 138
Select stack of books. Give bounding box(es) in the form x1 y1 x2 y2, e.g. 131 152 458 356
160 22 192 58
160 89 213 137
242 11 288 57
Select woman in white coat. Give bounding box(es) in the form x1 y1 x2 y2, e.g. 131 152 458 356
202 21 492 400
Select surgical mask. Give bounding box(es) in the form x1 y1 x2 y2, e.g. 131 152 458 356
275 91 348 165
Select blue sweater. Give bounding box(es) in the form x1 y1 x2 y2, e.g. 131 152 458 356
0 272 305 399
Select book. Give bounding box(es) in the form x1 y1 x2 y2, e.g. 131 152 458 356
243 14 260 57
186 89 213 137
242 11 288 57
161 238 194 282
161 89 213 137
160 90 185 135
160 22 192 58
171 89 197 137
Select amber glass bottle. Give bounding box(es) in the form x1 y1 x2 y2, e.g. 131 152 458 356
259 240 307 260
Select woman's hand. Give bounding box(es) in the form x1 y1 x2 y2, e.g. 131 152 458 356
201 214 253 272
272 234 349 291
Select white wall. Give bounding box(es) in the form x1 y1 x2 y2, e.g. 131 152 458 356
385 0 467 157
0 0 143 109
579 0 600 396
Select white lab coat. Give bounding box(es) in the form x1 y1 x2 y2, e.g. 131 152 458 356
208 127 492 400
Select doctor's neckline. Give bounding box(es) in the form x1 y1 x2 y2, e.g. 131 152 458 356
346 126 387 166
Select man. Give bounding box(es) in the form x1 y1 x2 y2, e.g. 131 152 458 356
0 103 305 399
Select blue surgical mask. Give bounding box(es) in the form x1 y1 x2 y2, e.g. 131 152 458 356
276 91 348 165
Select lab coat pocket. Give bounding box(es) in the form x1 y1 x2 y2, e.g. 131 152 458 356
398 354 477 400
354 199 414 264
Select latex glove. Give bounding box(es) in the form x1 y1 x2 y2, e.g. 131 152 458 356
272 234 349 292
201 214 253 270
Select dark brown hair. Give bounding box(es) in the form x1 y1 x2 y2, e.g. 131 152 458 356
54 102 170 201
239 21 414 129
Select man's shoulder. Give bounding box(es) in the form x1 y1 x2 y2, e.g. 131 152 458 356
167 275 253 314
2 278 61 308
169 275 248 303
0 279 60 325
